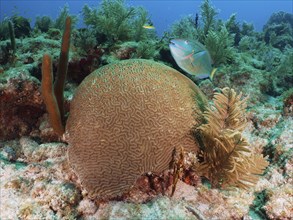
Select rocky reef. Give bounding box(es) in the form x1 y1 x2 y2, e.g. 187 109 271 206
0 0 292 219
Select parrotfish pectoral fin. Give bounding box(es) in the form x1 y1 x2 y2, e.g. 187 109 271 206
197 74 211 79
192 50 207 62
194 50 206 57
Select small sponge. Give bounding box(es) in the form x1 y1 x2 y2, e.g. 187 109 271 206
67 59 206 199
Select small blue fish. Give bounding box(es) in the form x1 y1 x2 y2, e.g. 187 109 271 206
169 39 217 79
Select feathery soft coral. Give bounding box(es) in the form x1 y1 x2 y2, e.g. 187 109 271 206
195 87 268 189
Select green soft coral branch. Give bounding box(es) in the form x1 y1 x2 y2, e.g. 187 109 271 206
200 0 218 38
82 0 135 42
82 0 151 43
133 7 148 42
8 20 16 54
204 26 235 66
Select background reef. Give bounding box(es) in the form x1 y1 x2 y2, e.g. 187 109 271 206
0 0 292 219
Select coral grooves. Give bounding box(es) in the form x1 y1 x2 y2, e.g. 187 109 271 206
66 59 206 199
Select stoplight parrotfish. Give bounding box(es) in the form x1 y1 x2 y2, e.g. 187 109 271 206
169 39 217 80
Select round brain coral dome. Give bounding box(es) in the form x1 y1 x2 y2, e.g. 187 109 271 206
66 59 206 199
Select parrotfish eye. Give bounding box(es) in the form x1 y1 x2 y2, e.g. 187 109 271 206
184 40 189 44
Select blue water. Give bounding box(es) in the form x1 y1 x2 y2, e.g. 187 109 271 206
1 0 292 36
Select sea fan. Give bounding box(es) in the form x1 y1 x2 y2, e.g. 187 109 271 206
195 87 268 189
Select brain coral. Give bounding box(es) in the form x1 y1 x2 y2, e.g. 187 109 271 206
66 59 206 199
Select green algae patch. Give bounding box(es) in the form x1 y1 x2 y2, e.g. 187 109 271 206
0 153 27 169
249 190 269 220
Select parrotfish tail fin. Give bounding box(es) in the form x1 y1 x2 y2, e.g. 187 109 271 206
210 68 217 80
